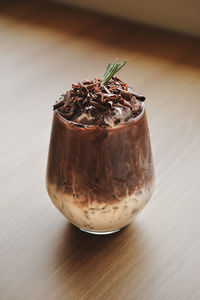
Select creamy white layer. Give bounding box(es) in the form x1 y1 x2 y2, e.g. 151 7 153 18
47 182 153 232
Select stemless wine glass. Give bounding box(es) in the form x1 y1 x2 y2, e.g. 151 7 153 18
46 102 155 234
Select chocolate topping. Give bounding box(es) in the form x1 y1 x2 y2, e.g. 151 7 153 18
53 77 145 127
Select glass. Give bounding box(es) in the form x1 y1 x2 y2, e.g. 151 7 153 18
46 103 155 234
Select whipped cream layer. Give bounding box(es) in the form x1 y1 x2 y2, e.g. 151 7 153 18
54 77 144 127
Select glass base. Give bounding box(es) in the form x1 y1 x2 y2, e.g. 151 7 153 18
79 228 120 235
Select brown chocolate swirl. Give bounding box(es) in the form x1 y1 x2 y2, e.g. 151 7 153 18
47 107 154 205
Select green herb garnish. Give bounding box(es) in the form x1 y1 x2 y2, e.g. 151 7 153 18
102 58 126 85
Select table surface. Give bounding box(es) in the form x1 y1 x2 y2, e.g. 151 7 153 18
1 1 200 299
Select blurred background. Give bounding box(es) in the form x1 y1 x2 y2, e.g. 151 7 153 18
58 0 200 37
1 1 200 299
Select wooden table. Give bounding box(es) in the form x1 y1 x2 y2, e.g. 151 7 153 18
1 1 200 299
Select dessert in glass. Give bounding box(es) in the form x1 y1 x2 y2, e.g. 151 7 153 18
46 59 155 234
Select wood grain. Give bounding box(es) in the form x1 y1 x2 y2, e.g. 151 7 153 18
0 1 200 299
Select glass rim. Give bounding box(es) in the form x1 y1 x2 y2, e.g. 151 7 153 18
55 101 145 130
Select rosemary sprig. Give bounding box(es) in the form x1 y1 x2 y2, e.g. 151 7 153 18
102 58 126 85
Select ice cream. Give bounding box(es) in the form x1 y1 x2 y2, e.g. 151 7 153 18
46 60 155 233
46 73 154 233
